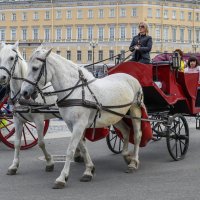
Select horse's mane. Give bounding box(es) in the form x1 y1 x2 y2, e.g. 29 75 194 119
34 48 95 80
16 48 28 78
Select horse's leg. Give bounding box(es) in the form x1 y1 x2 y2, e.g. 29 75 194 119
7 116 23 175
113 121 131 164
53 119 87 189
78 137 95 182
126 104 142 173
74 145 84 163
34 118 54 172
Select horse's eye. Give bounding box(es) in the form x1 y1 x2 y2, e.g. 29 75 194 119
32 67 38 72
10 57 14 61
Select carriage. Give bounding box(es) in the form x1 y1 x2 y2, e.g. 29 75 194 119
0 49 199 162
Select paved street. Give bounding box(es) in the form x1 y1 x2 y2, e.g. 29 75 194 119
0 120 200 200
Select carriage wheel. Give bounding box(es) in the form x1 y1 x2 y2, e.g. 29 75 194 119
106 126 123 154
151 115 165 141
166 114 189 161
0 102 49 150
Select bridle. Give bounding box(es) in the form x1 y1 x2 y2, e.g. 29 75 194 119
0 49 20 82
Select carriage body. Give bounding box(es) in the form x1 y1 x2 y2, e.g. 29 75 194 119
108 61 200 116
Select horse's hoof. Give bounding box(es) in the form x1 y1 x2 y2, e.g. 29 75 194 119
123 156 131 165
125 167 135 173
74 156 84 163
52 181 66 189
7 169 17 175
80 175 93 182
46 164 54 172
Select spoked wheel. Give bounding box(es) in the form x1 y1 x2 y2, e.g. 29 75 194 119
166 114 189 161
151 115 166 141
106 126 123 154
0 100 49 150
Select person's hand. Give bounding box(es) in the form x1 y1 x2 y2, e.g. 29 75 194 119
129 46 135 51
134 45 140 50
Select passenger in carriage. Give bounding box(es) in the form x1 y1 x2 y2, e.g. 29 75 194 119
129 22 152 64
174 49 186 72
184 56 200 73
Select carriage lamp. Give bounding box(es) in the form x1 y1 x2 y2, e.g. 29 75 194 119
172 52 181 70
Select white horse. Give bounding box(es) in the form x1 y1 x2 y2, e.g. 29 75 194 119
21 46 145 189
0 42 84 176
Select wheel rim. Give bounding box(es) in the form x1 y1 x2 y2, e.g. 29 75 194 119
166 114 189 161
106 126 123 154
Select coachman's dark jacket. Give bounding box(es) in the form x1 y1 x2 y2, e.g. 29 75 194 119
129 34 152 64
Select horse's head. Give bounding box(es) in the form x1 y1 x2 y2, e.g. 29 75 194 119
21 46 52 99
0 41 20 85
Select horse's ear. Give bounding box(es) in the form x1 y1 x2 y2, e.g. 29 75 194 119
12 40 19 50
36 44 43 51
0 41 6 49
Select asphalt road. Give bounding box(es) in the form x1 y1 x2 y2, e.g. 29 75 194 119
0 123 200 200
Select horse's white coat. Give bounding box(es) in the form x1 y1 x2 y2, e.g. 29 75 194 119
20 46 145 189
0 42 58 174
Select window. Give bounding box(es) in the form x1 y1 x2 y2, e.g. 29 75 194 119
77 10 83 19
172 10 176 19
77 50 82 61
33 12 39 20
44 28 50 41
172 28 176 42
132 25 137 37
188 29 192 43
11 29 16 40
109 50 114 61
0 29 5 41
132 8 137 17
88 10 93 19
109 26 115 41
22 12 27 20
33 28 39 40
88 50 92 61
66 27 72 41
110 8 115 17
66 51 71 60
88 26 93 40
147 8 152 18
56 10 62 19
196 13 199 21
0 13 5 21
22 28 27 41
22 51 26 60
98 50 103 61
156 9 160 18
120 8 126 17
188 12 192 21
196 30 200 43
155 27 160 41
56 28 62 41
163 27 168 42
98 26 104 41
163 10 168 19
45 11 50 20
120 26 126 41
77 26 82 41
11 13 16 21
180 28 184 43
99 9 104 18
67 10 72 19
180 11 184 20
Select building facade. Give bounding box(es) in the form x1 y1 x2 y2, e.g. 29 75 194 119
0 0 200 66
